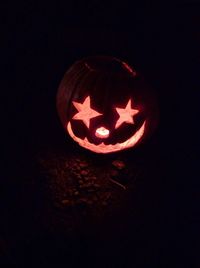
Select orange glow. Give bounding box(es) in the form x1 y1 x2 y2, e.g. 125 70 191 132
95 127 110 138
66 121 146 154
122 62 137 76
72 96 102 128
115 99 139 129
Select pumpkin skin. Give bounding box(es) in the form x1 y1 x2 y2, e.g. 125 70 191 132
56 56 158 154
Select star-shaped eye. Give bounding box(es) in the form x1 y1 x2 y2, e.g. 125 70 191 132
72 96 102 128
115 99 139 129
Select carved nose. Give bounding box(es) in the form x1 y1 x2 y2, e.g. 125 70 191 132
95 127 110 139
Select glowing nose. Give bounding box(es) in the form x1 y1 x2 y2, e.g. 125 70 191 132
95 127 110 138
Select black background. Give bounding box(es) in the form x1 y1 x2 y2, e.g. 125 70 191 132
2 1 200 267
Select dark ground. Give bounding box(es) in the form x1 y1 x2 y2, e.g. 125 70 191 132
2 2 200 267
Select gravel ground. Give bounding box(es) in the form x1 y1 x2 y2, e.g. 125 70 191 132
37 151 142 235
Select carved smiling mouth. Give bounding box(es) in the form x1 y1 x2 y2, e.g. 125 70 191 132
66 121 146 153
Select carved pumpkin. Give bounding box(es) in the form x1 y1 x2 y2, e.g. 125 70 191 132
56 56 158 154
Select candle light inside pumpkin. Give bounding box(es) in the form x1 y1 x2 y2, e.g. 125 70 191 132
95 127 110 138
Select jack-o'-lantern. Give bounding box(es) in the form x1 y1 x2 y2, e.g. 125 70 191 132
56 56 158 154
